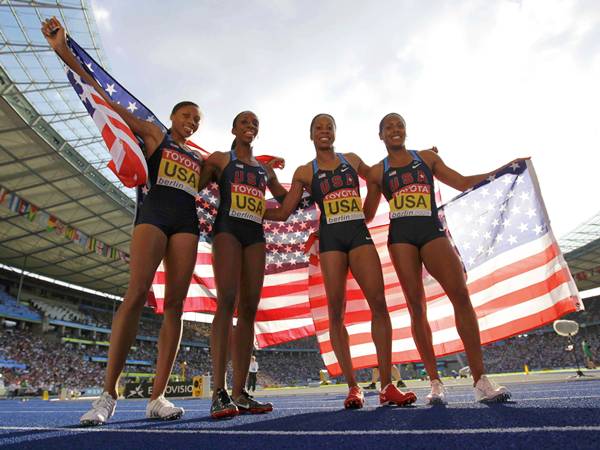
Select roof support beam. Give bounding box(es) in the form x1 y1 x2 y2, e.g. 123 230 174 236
0 1 83 11
12 173 83 193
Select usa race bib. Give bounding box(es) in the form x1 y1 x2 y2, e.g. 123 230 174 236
322 188 364 224
156 148 201 197
229 183 265 223
389 183 431 218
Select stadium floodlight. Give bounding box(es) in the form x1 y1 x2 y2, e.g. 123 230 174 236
552 320 592 379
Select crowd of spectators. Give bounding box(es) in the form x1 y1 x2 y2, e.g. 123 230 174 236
2 297 599 395
0 323 325 395
0 327 103 394
483 323 600 373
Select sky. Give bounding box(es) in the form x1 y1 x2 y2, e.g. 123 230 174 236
89 0 600 238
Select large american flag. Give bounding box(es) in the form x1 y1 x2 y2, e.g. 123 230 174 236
308 159 582 375
63 39 580 369
63 37 317 346
150 191 321 347
64 37 164 187
64 37 210 203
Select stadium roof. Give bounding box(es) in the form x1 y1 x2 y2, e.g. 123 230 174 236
560 212 600 291
0 0 133 295
1 0 599 301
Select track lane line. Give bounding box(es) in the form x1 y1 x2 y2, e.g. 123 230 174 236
2 425 600 435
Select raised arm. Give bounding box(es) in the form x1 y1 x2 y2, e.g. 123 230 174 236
263 166 308 222
426 150 528 192
363 162 384 223
41 17 163 155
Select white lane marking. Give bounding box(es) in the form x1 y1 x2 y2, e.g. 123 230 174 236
0 407 340 413
2 394 600 413
1 426 600 435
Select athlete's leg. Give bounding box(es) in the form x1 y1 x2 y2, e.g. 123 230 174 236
211 233 242 396
421 238 484 383
231 242 266 398
151 232 198 399
320 251 356 386
372 367 380 384
389 243 440 381
348 245 392 387
391 365 401 381
103 224 168 398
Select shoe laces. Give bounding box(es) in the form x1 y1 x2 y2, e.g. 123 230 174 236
93 392 114 409
349 385 362 396
217 388 231 405
430 380 445 395
477 375 496 391
380 383 394 394
154 395 174 408
240 389 254 400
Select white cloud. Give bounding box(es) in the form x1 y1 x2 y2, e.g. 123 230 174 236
91 2 111 31
95 0 600 236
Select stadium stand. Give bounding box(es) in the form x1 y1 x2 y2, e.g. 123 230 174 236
2 295 598 395
0 290 41 323
28 296 87 323
2 260 600 396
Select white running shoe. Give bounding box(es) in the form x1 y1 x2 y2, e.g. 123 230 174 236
426 379 447 405
146 395 184 420
474 375 511 403
80 391 116 426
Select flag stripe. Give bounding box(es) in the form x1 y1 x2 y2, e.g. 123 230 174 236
310 160 581 375
310 237 563 332
316 264 573 354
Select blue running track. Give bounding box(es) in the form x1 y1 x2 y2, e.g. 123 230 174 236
1 379 599 449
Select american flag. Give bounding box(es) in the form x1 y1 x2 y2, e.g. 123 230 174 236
63 37 316 345
64 37 210 210
64 37 162 187
150 190 320 347
64 39 580 366
309 159 582 375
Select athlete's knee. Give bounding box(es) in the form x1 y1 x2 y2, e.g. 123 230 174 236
406 297 427 320
121 287 151 312
236 300 259 322
217 292 237 315
369 296 390 321
328 308 345 329
163 297 185 317
447 285 471 307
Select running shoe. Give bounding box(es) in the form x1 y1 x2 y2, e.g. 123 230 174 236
379 383 417 407
233 389 273 414
426 379 447 405
396 380 407 388
146 395 184 420
344 385 365 409
210 388 239 419
79 391 116 426
474 375 511 403
364 382 377 390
